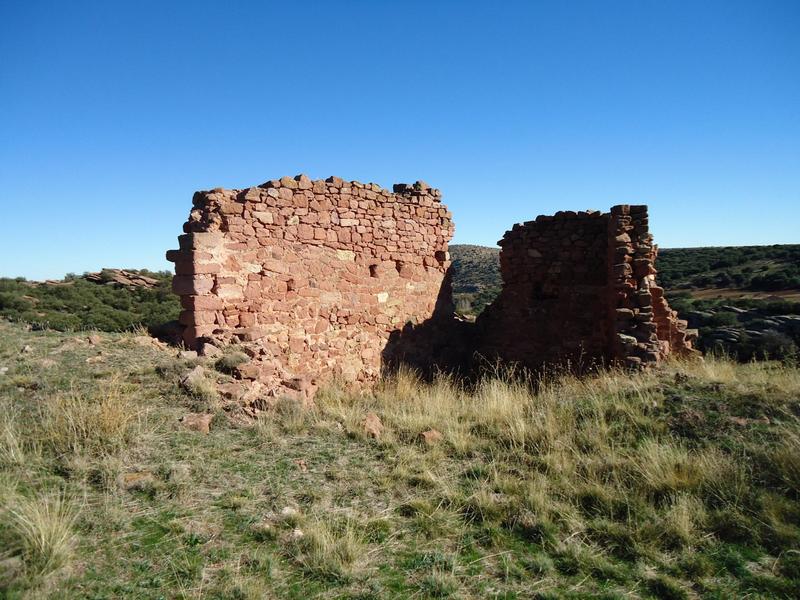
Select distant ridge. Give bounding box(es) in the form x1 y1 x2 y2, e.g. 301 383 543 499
450 243 800 316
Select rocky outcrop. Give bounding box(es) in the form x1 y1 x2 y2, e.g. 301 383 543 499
83 269 161 288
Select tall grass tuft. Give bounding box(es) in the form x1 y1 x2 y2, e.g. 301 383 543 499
5 492 80 583
772 430 800 494
291 517 365 581
0 412 26 467
39 379 139 457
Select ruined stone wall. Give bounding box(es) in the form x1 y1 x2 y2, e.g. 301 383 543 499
167 175 454 394
476 210 612 369
476 205 696 371
168 179 695 403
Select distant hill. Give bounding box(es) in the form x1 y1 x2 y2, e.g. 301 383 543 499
449 244 500 293
449 245 501 315
656 244 800 292
0 269 178 332
450 243 800 316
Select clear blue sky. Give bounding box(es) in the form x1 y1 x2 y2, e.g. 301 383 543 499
1 0 798 280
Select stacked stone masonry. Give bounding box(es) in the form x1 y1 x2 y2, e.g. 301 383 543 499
167 175 696 402
476 205 697 370
167 175 454 400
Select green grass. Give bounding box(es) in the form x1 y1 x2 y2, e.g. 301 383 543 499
1 320 799 598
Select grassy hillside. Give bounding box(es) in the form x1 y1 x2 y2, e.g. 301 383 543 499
449 245 501 293
0 270 179 332
449 244 500 315
657 245 800 292
2 321 800 598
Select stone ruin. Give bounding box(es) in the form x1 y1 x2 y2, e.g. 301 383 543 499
476 205 696 370
167 174 695 401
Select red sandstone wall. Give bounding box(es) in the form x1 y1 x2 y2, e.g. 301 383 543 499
608 205 696 367
168 184 694 399
476 205 696 371
167 175 454 389
476 210 612 369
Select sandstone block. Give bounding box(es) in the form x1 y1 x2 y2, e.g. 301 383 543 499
172 275 214 296
254 211 274 224
419 429 443 445
178 232 224 251
180 413 213 434
295 174 312 189
363 413 383 439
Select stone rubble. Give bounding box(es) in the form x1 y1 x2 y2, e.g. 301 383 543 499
84 269 161 288
419 429 443 445
363 412 384 439
179 413 214 434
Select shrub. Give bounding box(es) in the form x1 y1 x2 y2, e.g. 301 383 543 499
0 276 180 332
706 312 739 327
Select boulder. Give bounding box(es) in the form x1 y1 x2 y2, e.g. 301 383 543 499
419 429 443 445
180 365 207 390
179 413 213 434
363 413 384 439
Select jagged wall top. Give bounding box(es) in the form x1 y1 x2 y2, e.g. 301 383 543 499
167 174 455 391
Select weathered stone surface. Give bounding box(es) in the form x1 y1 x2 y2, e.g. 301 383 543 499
168 175 453 397
282 376 318 404
363 413 384 439
84 269 160 288
198 341 222 357
179 413 213 434
476 205 696 370
180 366 207 391
419 429 443 445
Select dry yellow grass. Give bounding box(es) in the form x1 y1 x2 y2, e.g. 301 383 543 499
0 411 26 467
290 517 365 581
4 491 81 585
39 379 140 457
2 319 799 598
